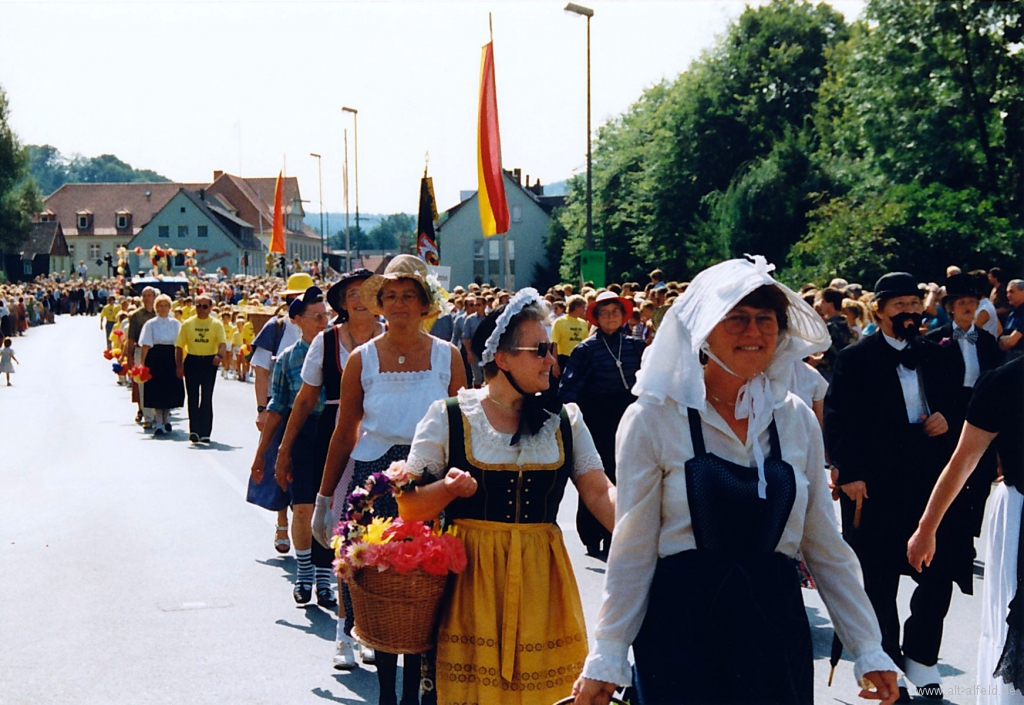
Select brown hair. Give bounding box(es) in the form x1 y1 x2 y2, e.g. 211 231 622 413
736 285 789 331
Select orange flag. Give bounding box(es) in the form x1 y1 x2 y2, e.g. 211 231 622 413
270 170 286 254
477 41 509 237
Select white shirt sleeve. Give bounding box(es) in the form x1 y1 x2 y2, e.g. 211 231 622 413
250 347 273 371
301 330 326 387
582 401 663 686
567 402 604 477
139 320 154 348
406 399 450 480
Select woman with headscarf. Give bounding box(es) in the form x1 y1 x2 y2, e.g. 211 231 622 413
558 290 644 557
138 294 185 435
275 268 382 670
572 257 899 705
312 255 466 705
398 289 616 705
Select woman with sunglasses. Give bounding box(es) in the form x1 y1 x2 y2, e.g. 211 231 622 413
572 257 898 705
312 255 466 705
558 290 645 558
398 289 616 705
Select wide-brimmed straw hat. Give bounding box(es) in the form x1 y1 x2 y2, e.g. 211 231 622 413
360 255 435 317
586 290 634 327
326 268 373 315
282 273 316 296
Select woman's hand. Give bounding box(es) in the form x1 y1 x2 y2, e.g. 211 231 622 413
250 455 265 484
859 670 899 705
443 468 478 498
907 526 936 573
274 450 292 492
570 676 617 705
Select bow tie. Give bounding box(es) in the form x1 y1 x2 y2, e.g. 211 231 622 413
952 328 979 344
892 344 918 370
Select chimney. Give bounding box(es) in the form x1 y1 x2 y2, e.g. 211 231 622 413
513 168 522 185
199 188 206 201
213 170 224 181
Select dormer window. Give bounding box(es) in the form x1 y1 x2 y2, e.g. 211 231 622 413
76 210 92 230
39 210 54 223
116 210 131 230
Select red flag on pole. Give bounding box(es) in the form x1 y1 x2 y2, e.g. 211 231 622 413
270 170 286 254
477 41 509 237
417 173 440 265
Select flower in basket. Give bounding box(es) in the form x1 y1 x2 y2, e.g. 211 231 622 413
131 365 153 384
134 246 144 256
112 362 124 374
103 349 114 360
332 461 467 582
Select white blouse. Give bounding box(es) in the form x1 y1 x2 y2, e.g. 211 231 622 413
351 336 452 462
300 328 352 388
406 387 604 479
139 316 181 347
582 394 895 687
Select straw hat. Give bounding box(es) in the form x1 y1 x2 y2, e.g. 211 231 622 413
326 268 373 315
282 273 315 296
360 255 435 317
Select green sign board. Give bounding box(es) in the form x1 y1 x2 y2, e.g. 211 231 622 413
580 250 606 288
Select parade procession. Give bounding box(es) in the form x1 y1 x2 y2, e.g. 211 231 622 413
2 1 1024 704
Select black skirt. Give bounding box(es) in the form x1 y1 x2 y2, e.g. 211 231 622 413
632 550 813 705
143 345 185 410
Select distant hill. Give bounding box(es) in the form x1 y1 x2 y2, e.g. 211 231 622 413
27 144 170 197
542 179 569 196
303 212 411 235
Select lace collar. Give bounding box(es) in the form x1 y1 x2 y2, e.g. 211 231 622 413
457 387 560 451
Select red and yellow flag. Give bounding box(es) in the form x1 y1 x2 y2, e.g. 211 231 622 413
477 41 509 237
270 170 286 254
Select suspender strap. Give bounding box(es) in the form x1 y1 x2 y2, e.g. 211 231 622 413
687 407 706 455
767 419 781 461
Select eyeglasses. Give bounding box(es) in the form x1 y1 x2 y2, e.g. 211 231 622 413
512 342 554 358
195 304 211 310
721 313 779 335
381 292 423 305
300 312 328 322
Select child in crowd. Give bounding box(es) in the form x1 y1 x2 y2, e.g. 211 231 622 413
1 338 18 386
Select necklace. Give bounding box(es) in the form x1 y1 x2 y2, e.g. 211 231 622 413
389 336 418 365
601 332 630 390
707 391 737 406
485 395 521 413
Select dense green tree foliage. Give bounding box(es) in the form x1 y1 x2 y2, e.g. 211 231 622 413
553 0 1024 286
26 144 169 196
0 86 40 253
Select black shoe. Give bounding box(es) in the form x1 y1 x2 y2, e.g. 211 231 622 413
189 433 200 443
200 436 211 443
896 686 913 703
917 683 943 700
164 423 172 433
316 587 337 608
293 584 312 604
585 542 602 557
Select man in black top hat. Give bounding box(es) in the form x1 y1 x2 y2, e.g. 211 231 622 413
824 272 963 700
926 272 1002 536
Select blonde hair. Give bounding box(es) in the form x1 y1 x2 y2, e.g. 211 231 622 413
841 298 867 328
154 294 173 308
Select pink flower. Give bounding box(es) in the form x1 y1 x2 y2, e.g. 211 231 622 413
384 460 416 487
363 543 391 571
440 534 468 574
333 557 355 583
388 541 425 574
419 538 450 576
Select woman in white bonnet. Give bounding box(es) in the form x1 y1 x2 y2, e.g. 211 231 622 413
572 256 899 705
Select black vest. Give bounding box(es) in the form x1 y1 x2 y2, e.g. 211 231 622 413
443 398 574 524
322 325 343 402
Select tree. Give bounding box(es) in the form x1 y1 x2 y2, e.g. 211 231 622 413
25 144 169 195
369 213 415 251
0 85 39 254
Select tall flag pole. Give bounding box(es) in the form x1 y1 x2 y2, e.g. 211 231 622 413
418 157 440 266
270 170 286 255
477 30 509 239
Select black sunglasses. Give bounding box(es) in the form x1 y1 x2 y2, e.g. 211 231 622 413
512 342 554 358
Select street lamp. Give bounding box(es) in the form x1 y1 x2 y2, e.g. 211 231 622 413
565 2 593 250
341 106 360 261
310 152 325 273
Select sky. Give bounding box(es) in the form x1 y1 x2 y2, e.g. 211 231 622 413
1 0 865 218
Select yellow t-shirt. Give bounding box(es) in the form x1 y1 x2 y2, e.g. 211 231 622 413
100 304 119 323
179 305 196 320
551 315 589 357
240 321 255 345
176 316 226 356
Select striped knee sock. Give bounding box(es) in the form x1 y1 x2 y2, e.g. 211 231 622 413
315 567 333 592
296 549 313 588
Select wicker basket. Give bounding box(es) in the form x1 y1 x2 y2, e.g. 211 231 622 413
349 567 450 654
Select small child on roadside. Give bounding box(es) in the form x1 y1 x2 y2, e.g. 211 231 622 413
1 338 19 386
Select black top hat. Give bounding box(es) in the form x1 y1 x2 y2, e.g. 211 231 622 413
326 269 373 316
872 272 922 303
942 272 981 306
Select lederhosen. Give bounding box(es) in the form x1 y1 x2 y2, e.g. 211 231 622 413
632 408 810 705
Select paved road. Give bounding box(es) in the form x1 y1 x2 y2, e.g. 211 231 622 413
0 315 984 704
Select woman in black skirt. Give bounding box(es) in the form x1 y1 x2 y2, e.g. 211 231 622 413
139 295 185 435
572 257 898 705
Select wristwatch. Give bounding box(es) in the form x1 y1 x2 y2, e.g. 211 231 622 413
257 405 267 413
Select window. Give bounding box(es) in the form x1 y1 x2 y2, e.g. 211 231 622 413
511 205 522 223
175 254 185 266
116 214 129 229
197 225 208 238
180 207 186 213
472 240 484 282
159 225 169 239
178 225 188 238
23 260 33 275
89 243 101 260
488 238 501 285
507 239 515 275
78 215 89 229
68 244 75 258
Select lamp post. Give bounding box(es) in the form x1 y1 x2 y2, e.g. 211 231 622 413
565 2 593 251
310 152 325 273
343 128 350 273
341 106 360 261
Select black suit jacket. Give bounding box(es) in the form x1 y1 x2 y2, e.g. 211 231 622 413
925 324 1002 408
